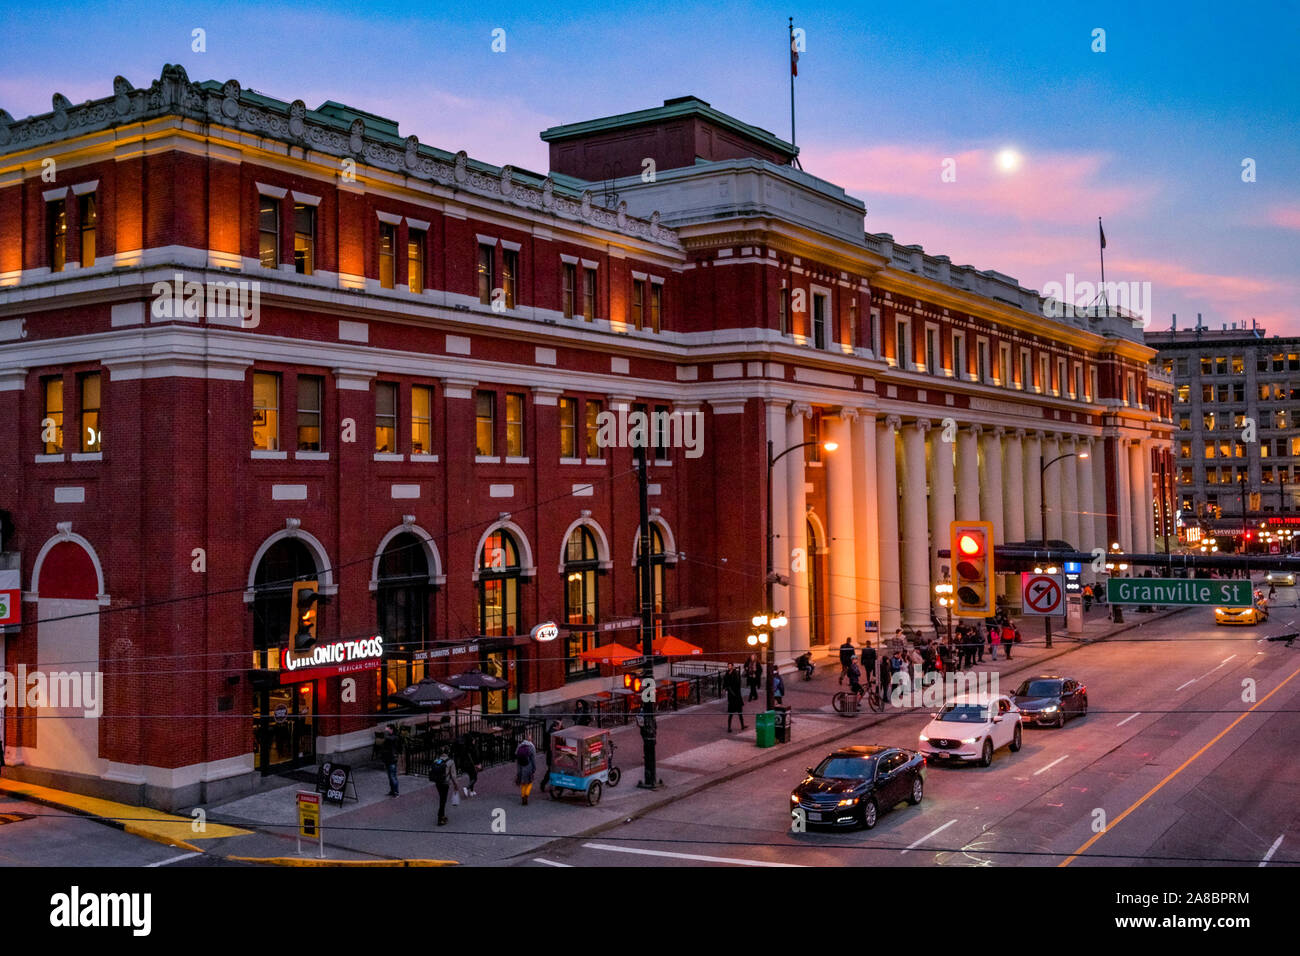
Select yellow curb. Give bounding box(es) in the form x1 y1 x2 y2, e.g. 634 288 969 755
0 778 251 850
229 856 458 867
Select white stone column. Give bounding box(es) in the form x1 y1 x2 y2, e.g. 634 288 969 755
876 416 902 635
825 411 858 645
1138 440 1155 553
1062 437 1081 551
929 422 956 586
1093 440 1110 549
901 419 932 628
1118 438 1134 552
765 400 791 658
786 404 811 654
1043 434 1064 542
851 411 880 628
1024 431 1044 543
956 425 981 521
1003 430 1026 545
980 427 1005 544
1076 438 1096 558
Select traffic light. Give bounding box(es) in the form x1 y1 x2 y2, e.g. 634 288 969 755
950 521 994 617
291 581 323 651
623 672 643 693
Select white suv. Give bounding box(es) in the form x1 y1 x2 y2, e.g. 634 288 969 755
918 694 1022 767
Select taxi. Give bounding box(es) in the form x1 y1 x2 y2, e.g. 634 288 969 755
1214 599 1268 625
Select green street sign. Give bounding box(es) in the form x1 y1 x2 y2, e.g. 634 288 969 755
1106 578 1254 607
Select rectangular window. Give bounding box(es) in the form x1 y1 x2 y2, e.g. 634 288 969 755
476 391 496 456
632 279 645 331
1232 355 1244 375
411 385 433 455
47 199 67 272
1126 373 1137 406
408 229 425 294
252 372 280 451
1234 383 1245 402
1204 384 1215 402
79 372 101 453
813 294 827 350
650 283 662 333
926 328 938 374
1074 365 1084 400
1216 356 1227 375
379 223 396 289
585 399 603 457
896 319 909 368
1020 349 1032 390
562 263 576 318
478 244 495 305
653 404 670 460
1039 355 1050 393
293 203 315 275
779 287 789 335
1090 367 1099 402
502 248 518 309
977 340 989 383
296 375 323 451
559 397 578 458
79 194 97 267
999 343 1011 386
258 195 279 269
42 377 64 454
375 382 397 453
505 392 525 457
583 267 597 320
1202 357 1213 374
1057 358 1067 395
952 332 965 378
871 309 881 355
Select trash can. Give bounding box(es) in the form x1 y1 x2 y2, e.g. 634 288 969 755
774 705 792 743
755 710 776 748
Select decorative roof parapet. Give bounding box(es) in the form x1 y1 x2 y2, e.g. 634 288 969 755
0 65 681 251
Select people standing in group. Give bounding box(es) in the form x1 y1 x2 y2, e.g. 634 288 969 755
744 653 762 702
428 745 457 826
724 662 746 732
452 734 480 798
515 736 537 805
380 724 402 797
839 638 857 684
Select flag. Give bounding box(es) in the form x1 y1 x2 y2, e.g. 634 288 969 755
1099 219 1106 250
790 28 799 76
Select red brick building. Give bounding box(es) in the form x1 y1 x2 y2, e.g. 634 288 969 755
0 66 1169 808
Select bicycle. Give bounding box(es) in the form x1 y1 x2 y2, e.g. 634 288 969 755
832 677 884 715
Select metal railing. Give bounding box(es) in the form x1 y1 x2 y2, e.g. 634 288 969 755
398 713 547 776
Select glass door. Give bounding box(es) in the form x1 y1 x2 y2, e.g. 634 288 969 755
254 682 316 772
482 650 518 714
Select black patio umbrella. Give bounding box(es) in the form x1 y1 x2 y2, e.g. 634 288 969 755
445 668 509 690
394 678 467 708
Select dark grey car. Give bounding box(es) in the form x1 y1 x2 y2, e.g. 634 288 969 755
1010 676 1088 728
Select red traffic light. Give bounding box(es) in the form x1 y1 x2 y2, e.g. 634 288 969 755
958 533 984 557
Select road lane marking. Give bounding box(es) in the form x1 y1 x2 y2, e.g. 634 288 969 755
1175 655 1237 691
1034 755 1069 776
1259 835 1284 867
146 852 200 867
1116 713 1141 727
582 842 803 867
1061 664 1300 867
901 819 956 854
532 858 572 867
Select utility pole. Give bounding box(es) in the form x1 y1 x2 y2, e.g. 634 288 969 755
634 441 658 790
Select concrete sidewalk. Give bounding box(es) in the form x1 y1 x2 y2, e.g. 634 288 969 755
194 604 1183 866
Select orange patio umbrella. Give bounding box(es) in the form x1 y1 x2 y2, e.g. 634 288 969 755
653 635 703 657
576 642 644 665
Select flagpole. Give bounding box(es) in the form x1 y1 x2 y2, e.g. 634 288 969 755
788 17 796 154
1098 216 1107 316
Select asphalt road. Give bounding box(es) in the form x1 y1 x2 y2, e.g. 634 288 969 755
524 597 1300 868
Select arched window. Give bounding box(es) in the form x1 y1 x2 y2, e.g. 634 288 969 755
564 526 601 680
636 524 670 638
376 533 432 710
252 538 319 670
478 529 521 636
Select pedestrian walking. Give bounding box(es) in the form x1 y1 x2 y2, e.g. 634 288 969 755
452 734 480 797
744 653 762 702
724 663 746 732
975 622 986 663
879 654 892 695
1003 624 1015 660
772 666 786 704
428 745 457 825
515 737 537 805
989 623 1002 660
861 642 877 678
379 724 402 797
908 645 923 685
838 638 856 684
1083 584 1094 612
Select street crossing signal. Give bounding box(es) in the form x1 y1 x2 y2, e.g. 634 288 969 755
623 672 643 693
950 521 994 617
291 581 323 651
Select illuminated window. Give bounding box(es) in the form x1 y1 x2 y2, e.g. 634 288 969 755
297 375 323 451
258 195 279 269
293 203 315 275
375 382 397 453
478 244 495 305
411 385 433 455
407 230 425 294
505 392 525 457
632 279 645 330
79 372 101 453
478 530 521 637
585 399 603 458
583 267 597 320
252 372 279 450
41 377 64 454
476 391 495 456
559 397 577 458
562 262 576 318
47 199 67 272
650 283 662 333
502 249 518 309
379 223 396 289
79 194 97 267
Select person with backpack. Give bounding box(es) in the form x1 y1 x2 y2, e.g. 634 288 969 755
724 663 746 733
452 734 480 798
379 724 402 797
428 745 458 826
515 737 537 805
772 666 786 704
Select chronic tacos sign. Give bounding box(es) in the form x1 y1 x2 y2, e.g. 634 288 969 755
281 635 384 682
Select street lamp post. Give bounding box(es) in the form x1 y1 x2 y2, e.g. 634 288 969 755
1039 450 1088 648
765 436 837 712
934 579 953 646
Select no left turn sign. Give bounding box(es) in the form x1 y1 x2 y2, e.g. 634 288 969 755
1021 573 1064 616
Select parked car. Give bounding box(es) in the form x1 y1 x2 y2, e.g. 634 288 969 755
1265 571 1296 587
918 694 1022 767
1010 675 1088 727
1214 602 1268 625
790 745 925 829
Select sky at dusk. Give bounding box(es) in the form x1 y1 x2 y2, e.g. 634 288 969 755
2 0 1296 334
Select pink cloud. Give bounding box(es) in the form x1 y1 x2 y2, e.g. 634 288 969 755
1267 203 1300 231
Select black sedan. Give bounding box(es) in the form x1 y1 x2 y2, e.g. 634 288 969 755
1010 675 1088 727
790 745 925 829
